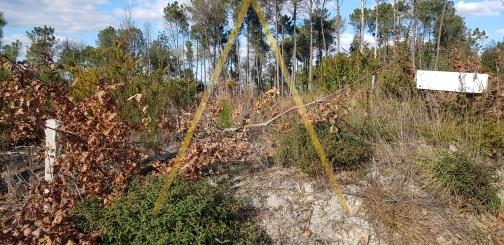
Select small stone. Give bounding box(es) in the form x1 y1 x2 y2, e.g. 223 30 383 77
449 144 458 152
23 227 32 237
32 228 41 238
303 183 313 193
302 228 312 238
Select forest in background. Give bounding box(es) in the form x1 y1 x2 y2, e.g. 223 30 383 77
0 0 504 244
1 0 503 95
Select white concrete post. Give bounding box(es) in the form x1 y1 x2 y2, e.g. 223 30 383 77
44 119 59 182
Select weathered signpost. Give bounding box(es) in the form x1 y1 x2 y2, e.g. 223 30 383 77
44 119 59 182
416 70 489 94
44 119 59 212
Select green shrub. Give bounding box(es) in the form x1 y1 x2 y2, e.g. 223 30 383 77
217 99 233 128
0 68 11 81
35 68 61 85
116 76 197 124
338 106 396 143
335 95 416 143
418 118 504 157
466 119 504 157
376 60 414 97
113 75 198 148
73 197 104 233
314 54 360 92
276 122 372 176
71 67 100 101
295 70 309 91
418 151 501 213
74 177 269 244
163 77 199 109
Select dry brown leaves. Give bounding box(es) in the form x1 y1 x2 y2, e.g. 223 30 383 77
1 59 143 243
166 100 255 178
476 76 504 119
0 60 67 144
450 48 480 72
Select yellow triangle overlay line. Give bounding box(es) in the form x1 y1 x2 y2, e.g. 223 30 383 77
153 0 350 217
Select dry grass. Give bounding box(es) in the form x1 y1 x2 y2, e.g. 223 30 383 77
364 187 439 244
364 186 504 244
349 88 504 243
0 146 42 222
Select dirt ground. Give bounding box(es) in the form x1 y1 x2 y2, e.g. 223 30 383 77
208 158 504 244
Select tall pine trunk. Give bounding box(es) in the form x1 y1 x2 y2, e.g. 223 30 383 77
434 0 447 71
411 0 417 72
246 25 250 89
374 0 378 59
291 0 298 95
274 0 280 98
196 40 199 82
360 0 365 54
308 0 314 91
336 0 342 53
372 0 378 89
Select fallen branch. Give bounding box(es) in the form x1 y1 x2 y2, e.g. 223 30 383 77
223 88 349 133
139 149 178 175
0 151 31 156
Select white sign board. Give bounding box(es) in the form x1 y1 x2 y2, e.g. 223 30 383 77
416 70 488 93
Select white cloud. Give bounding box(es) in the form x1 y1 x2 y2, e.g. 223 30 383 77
455 0 503 17
340 32 376 52
1 33 31 58
112 0 191 28
0 0 117 33
113 0 165 26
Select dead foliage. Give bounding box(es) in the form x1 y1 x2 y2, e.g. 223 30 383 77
0 58 143 243
476 76 504 119
0 57 67 145
364 187 439 244
365 186 504 244
169 101 257 178
0 56 261 243
2 88 145 243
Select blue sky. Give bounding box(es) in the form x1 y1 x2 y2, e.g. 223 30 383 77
1 0 503 57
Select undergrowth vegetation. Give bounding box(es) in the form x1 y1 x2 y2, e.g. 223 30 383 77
276 121 372 176
217 99 234 128
74 177 270 244
1 1 504 242
376 61 414 97
0 67 11 81
418 117 504 157
314 53 377 92
417 150 501 213
68 43 199 149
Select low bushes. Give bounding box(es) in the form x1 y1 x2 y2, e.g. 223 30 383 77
115 76 196 125
418 117 504 158
376 61 414 97
417 150 501 213
314 53 377 92
74 177 269 244
217 99 234 128
70 67 99 101
276 122 372 176
114 75 198 148
0 67 11 81
35 68 61 86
